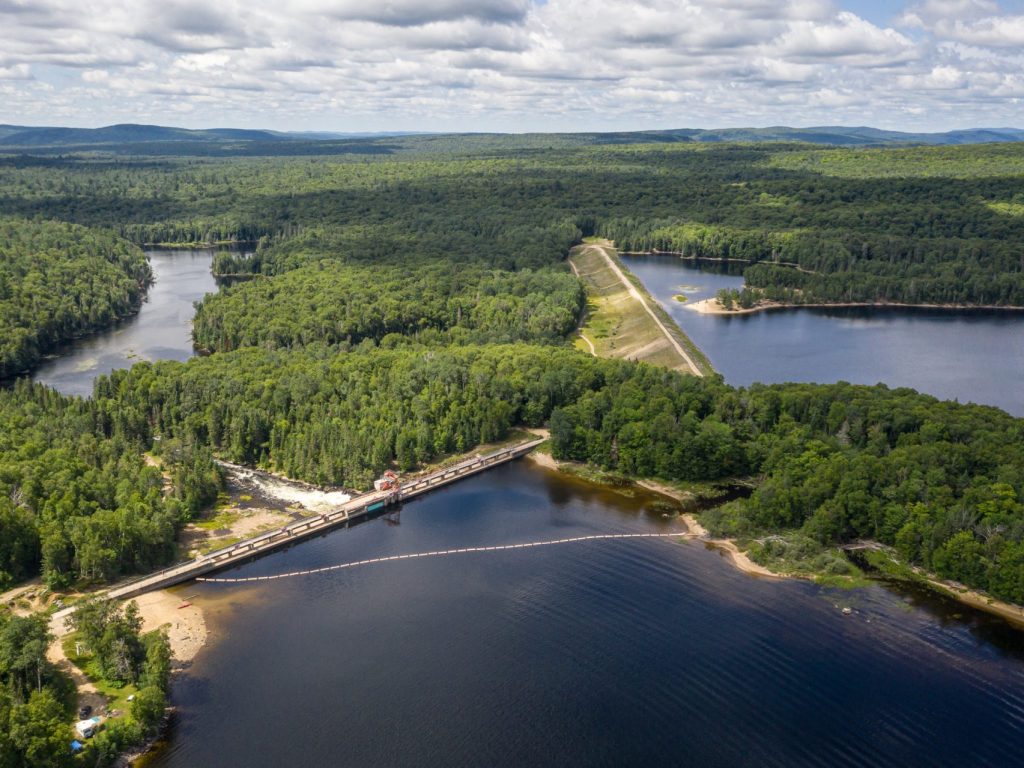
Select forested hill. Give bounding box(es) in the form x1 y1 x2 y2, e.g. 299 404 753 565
0 218 151 377
1 141 1023 306
1 123 1022 152
2 126 1023 768
0 135 1022 610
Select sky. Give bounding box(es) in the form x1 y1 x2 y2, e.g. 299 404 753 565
1 0 1024 133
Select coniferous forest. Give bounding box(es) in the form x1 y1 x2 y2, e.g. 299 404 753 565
0 136 1023 604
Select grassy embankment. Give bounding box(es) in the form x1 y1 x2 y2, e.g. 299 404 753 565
568 239 713 376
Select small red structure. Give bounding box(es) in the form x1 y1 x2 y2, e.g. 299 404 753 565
374 470 400 492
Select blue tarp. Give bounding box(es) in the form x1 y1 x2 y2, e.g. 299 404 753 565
70 740 83 753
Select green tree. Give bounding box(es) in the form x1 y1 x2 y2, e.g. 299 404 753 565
69 599 145 684
8 689 70 768
139 631 172 694
131 686 166 732
0 614 52 701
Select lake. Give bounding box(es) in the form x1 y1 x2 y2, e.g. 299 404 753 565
31 249 219 397
623 255 1024 417
143 461 1024 768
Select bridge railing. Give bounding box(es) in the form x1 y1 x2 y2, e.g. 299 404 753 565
96 438 546 598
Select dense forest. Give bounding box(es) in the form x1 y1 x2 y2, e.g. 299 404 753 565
0 139 1021 596
551 372 1024 602
3 132 1024 766
0 139 1021 608
1 142 1023 306
0 381 219 591
2 137 1024 766
0 139 1022 600
0 219 151 377
2 332 1017 604
194 260 583 352
0 600 171 767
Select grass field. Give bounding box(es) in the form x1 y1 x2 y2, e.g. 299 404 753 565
569 240 712 375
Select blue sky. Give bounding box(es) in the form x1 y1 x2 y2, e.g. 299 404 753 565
1 0 1023 132
851 0 1022 24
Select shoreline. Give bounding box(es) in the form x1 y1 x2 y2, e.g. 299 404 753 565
923 575 1024 630
634 479 782 580
133 589 208 667
48 588 208 677
645 470 1024 627
527 450 1024 629
42 588 208 766
525 452 780 580
119 590 209 766
687 296 1024 316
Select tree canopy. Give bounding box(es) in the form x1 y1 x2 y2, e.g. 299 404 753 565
0 219 150 377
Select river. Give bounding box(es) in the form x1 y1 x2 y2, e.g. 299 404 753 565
142 461 1024 768
31 249 219 397
623 255 1024 417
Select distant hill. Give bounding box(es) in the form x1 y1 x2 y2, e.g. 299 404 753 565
0 122 1021 155
599 126 1024 146
0 123 288 147
0 124 30 140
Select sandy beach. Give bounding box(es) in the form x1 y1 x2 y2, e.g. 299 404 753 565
525 450 558 470
636 480 781 579
687 296 1024 316
687 297 777 315
132 589 208 665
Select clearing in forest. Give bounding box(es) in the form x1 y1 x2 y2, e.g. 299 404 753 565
568 240 711 376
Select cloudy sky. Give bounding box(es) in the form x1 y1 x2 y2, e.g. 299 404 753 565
1 0 1024 132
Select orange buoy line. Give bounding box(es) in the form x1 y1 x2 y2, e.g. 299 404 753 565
196 532 694 584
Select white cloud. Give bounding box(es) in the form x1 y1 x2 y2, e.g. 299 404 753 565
901 0 1024 48
0 0 1021 131
0 63 32 79
776 12 916 64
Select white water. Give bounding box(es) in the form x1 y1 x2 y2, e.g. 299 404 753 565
222 462 351 513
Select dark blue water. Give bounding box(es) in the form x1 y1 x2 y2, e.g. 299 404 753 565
145 462 1024 768
624 255 1024 416
32 249 218 397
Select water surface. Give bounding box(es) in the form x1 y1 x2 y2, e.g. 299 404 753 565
624 255 1024 416
32 249 217 396
145 462 1024 768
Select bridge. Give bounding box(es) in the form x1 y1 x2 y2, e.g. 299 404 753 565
51 438 545 627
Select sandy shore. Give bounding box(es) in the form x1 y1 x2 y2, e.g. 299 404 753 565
39 586 207 749
132 589 208 665
525 450 558 470
646 471 1024 622
687 297 1024 317
923 575 1024 630
522 457 778 579
687 298 773 315
636 480 781 579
